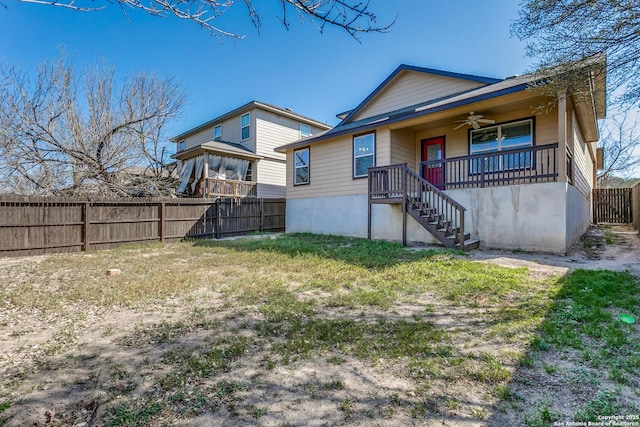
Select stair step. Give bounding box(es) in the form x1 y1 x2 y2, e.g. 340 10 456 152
446 232 471 241
455 239 480 251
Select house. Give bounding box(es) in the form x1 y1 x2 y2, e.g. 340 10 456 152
172 101 331 198
275 62 606 253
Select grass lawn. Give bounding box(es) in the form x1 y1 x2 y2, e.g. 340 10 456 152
0 233 638 426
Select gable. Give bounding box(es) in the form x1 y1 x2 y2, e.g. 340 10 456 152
350 69 490 122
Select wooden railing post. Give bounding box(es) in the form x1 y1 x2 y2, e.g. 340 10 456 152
459 211 465 251
402 164 407 246
368 169 372 240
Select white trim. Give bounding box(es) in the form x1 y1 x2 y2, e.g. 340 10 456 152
353 133 375 178
300 123 312 138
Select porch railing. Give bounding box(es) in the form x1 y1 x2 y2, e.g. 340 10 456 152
368 164 467 249
420 143 559 189
203 178 257 198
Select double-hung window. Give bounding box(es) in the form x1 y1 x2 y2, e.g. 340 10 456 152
241 113 250 140
353 132 375 178
214 125 222 140
300 123 312 138
294 148 310 185
178 140 185 151
470 119 533 173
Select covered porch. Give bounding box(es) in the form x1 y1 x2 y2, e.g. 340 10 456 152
376 88 582 192
174 140 261 198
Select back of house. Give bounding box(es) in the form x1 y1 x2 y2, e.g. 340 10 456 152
276 62 605 253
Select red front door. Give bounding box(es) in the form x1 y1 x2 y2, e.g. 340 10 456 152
421 137 445 188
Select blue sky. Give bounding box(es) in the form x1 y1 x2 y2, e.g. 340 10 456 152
0 1 532 138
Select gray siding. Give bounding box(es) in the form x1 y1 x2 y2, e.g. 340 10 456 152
256 158 286 198
181 114 250 152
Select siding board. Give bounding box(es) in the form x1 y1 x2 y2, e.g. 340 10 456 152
353 71 486 121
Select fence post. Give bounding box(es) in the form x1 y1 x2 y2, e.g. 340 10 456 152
159 202 165 243
260 198 264 232
215 198 222 239
83 202 90 251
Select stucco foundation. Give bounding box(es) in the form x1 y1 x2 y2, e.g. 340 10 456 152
286 182 592 253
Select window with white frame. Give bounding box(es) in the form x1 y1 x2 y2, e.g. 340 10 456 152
353 133 375 178
294 147 310 185
178 140 185 151
241 113 250 140
470 119 533 172
245 162 253 182
300 123 312 138
214 125 222 140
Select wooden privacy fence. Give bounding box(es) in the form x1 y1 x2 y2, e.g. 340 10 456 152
0 196 285 257
593 188 633 224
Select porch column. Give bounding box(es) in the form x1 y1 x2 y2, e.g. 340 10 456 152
557 92 568 182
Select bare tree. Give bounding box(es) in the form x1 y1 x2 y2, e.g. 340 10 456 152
0 54 185 197
5 0 394 40
597 111 640 187
512 0 640 107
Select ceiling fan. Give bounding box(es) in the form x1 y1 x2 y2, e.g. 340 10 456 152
454 112 495 130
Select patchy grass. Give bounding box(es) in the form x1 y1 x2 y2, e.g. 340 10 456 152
0 233 638 426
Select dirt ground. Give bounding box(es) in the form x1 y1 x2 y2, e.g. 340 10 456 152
0 225 638 426
470 224 640 278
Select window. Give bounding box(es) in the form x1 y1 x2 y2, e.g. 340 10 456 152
300 123 312 138
294 148 310 185
214 125 222 140
245 162 253 182
470 119 533 172
353 133 375 178
178 140 185 151
241 113 250 140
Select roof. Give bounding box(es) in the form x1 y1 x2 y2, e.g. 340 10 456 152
172 139 263 161
275 72 533 153
171 100 332 142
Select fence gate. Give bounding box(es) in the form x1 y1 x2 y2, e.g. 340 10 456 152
593 188 633 223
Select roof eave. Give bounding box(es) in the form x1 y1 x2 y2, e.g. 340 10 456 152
172 144 263 161
171 100 331 142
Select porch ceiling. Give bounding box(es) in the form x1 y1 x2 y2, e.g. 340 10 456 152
390 90 546 132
